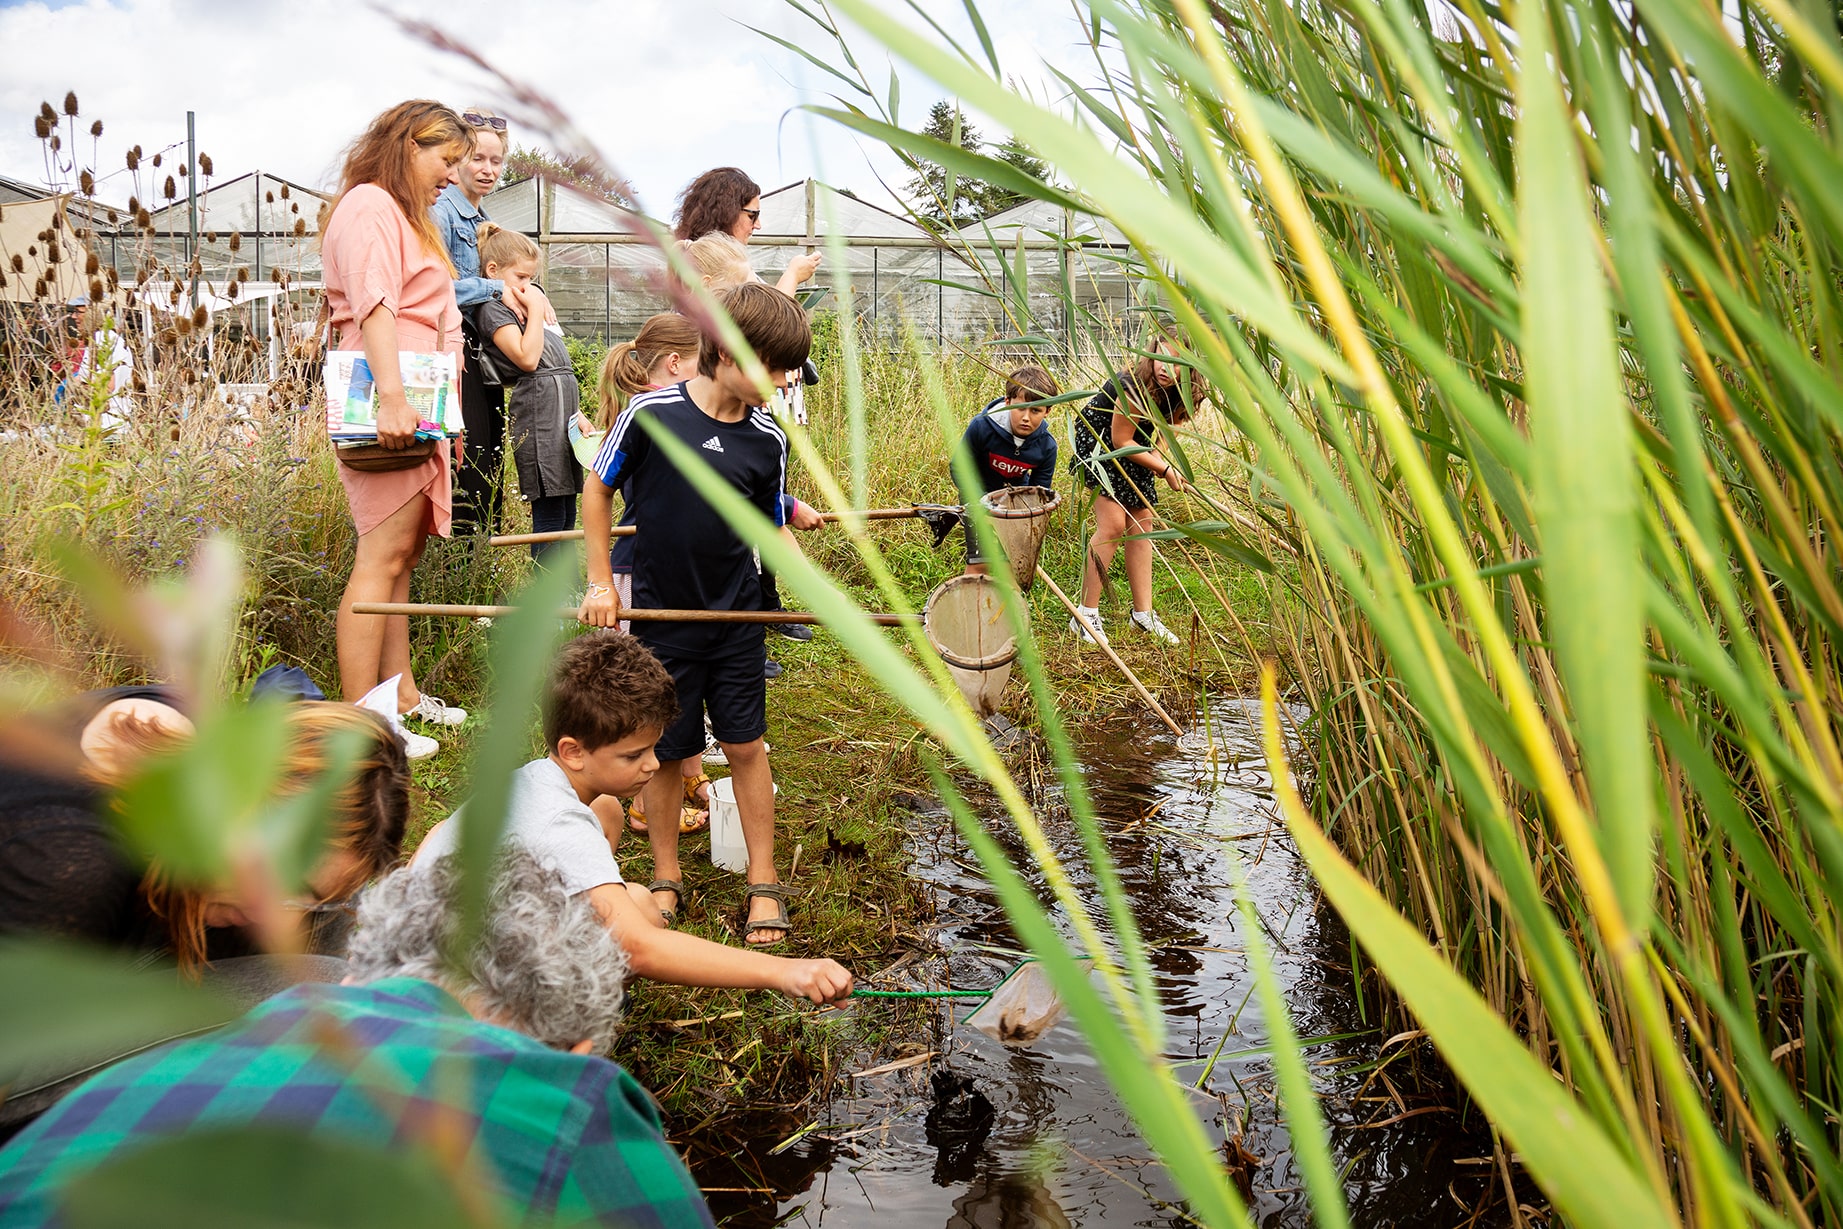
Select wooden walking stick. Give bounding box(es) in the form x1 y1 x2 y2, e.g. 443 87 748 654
1032 567 1185 738
348 601 914 627
484 505 963 548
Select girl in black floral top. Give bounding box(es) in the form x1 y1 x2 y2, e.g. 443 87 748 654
1068 335 1206 645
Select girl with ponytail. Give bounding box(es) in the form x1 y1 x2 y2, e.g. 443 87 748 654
578 313 712 837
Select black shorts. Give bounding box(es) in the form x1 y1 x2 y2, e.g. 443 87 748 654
646 632 767 760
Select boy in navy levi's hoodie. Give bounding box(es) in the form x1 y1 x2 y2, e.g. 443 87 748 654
954 365 1061 574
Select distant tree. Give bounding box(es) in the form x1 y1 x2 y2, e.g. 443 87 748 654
502 144 635 209
902 101 1051 228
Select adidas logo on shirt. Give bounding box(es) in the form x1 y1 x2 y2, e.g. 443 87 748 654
701 436 725 453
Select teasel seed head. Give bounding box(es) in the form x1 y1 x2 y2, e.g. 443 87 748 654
279 184 290 199
90 119 102 138
162 175 175 200
198 153 212 176
84 251 98 275
33 116 51 140
78 169 93 195
89 276 103 300
151 152 161 167
62 92 78 117
228 232 241 252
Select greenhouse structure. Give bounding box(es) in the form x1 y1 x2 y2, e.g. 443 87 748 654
6 169 1145 361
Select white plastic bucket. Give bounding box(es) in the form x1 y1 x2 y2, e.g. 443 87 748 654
707 778 776 873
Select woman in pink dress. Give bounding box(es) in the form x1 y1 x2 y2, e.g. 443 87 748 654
321 100 474 758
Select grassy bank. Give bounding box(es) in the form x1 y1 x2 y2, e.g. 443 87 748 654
0 342 1268 1127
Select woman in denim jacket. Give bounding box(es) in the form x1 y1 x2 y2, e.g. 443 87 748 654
432 107 512 534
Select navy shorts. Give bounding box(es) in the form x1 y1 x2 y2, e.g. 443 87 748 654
647 632 768 760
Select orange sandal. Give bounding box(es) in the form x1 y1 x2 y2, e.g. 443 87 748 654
626 797 709 835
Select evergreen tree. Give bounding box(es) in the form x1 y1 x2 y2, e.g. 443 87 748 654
903 101 1050 227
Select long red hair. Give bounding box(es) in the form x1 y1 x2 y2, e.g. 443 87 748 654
328 100 472 274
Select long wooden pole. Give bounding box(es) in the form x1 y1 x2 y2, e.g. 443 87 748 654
349 601 913 627
1032 566 1185 738
485 506 942 548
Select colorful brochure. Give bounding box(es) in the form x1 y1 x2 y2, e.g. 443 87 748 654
324 351 460 439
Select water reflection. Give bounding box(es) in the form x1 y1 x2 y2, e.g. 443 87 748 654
946 1170 1072 1229
695 699 1506 1227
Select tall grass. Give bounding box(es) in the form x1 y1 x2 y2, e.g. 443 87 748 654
784 0 1843 1221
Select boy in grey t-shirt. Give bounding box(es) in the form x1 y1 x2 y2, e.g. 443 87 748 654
414 631 853 1005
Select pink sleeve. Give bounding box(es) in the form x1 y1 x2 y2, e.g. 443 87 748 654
324 185 405 329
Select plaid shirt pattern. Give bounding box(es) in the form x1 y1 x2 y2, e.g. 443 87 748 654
0 978 714 1229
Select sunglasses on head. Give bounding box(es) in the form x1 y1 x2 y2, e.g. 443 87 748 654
463 112 508 132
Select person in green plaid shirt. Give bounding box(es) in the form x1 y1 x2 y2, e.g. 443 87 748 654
0 851 714 1228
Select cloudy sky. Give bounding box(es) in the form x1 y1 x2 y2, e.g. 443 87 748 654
0 0 1098 217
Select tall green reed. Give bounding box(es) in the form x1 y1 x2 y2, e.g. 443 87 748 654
788 0 1843 1221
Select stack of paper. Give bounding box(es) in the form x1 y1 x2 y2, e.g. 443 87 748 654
324 351 460 440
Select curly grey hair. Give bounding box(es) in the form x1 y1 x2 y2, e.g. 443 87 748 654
345 850 630 1052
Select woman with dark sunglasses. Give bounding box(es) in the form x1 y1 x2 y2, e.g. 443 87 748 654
672 167 819 297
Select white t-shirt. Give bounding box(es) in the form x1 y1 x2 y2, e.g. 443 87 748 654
74 327 134 432
416 757 622 895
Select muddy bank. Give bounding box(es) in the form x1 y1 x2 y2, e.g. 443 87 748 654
687 698 1512 1227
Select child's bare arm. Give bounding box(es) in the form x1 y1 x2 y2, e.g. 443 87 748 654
491 307 547 373
579 478 620 625
584 883 854 1002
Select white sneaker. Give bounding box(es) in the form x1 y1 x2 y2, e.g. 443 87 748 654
1069 608 1108 645
399 727 441 761
403 693 467 726
1130 609 1179 644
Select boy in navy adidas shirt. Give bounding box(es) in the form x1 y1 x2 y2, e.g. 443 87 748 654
580 284 822 945
954 365 1061 573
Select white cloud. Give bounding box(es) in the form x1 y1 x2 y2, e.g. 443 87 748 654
0 0 1096 216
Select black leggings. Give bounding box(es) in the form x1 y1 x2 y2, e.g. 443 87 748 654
528 494 577 563
453 342 506 535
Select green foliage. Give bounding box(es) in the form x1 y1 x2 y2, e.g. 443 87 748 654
903 99 1053 227
791 0 1843 1221
563 334 605 412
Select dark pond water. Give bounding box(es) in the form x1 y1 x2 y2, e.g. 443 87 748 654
690 698 1511 1227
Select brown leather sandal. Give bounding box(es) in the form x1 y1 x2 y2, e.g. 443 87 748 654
743 882 793 946
649 879 684 927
